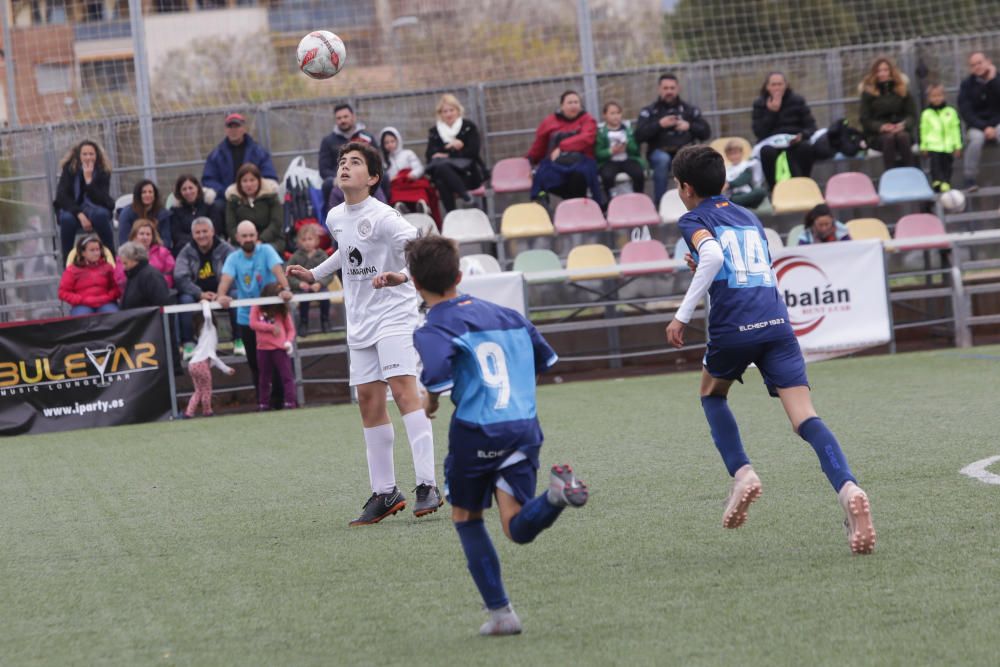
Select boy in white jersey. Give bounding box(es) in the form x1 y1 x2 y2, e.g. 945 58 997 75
286 142 441 525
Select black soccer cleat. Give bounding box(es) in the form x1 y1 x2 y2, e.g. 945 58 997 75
413 484 444 517
349 487 406 527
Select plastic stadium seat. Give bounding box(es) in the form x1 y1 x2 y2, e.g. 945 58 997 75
771 177 825 214
824 172 880 209
469 185 487 197
658 189 688 224
846 218 891 242
878 167 935 204
566 243 620 281
893 213 949 250
607 193 660 229
513 249 566 283
620 240 674 276
460 254 502 275
709 137 753 165
785 223 805 246
490 157 532 194
500 203 554 239
403 213 439 237
763 227 783 250
328 275 345 304
553 197 608 233
442 209 494 242
672 237 691 272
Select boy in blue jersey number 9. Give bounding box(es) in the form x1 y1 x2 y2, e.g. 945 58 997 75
407 236 589 636
665 145 876 555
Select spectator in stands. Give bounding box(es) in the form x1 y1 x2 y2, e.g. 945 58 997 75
225 163 285 254
248 283 298 411
797 204 851 245
175 217 236 359
286 223 334 336
958 51 1000 191
118 241 171 310
169 174 215 255
318 103 379 211
53 140 116 261
723 140 767 209
596 100 646 199
636 73 710 205
425 93 486 213
380 127 440 223
202 113 277 234
859 57 918 171
58 234 120 316
117 219 175 291
216 220 294 403
118 179 171 248
526 90 604 208
920 83 963 193
752 72 817 190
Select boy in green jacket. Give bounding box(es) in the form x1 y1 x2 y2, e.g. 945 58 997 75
920 83 963 192
596 101 647 200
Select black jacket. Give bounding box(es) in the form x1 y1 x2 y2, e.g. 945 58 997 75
318 124 376 180
169 199 214 255
634 97 710 155
751 91 817 141
121 260 171 310
53 163 115 216
425 119 486 187
958 74 1000 130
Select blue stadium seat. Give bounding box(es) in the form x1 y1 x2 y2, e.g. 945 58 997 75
878 167 935 204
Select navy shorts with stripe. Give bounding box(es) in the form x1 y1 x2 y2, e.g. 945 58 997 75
444 456 538 511
703 335 809 397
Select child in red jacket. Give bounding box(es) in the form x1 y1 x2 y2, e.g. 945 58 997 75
249 282 297 411
58 235 121 316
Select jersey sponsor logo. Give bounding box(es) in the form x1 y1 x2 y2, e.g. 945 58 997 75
477 448 512 459
345 245 377 276
773 255 852 335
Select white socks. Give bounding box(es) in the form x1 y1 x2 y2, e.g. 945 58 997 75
402 409 436 487
363 423 396 494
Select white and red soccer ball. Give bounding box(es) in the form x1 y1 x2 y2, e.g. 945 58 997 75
296 31 346 80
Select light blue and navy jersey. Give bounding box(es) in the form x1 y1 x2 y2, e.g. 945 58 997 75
678 195 793 345
414 295 558 472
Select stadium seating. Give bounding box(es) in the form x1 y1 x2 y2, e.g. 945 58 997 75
771 177 825 214
566 244 620 281
512 248 566 283
442 208 494 242
500 202 554 238
658 189 688 224
824 172 881 209
878 167 935 204
553 198 608 233
490 157 533 194
607 193 660 229
785 223 805 246
460 253 502 275
763 227 783 250
403 213 439 237
893 213 949 250
620 240 674 276
709 137 753 165
846 218 891 241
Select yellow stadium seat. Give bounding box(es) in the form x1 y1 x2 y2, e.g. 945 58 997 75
710 136 754 166
771 177 825 214
566 243 620 281
327 275 344 304
500 202 555 239
845 218 891 242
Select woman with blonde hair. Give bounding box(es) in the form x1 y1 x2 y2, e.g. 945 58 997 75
53 140 116 260
424 93 486 213
859 56 918 170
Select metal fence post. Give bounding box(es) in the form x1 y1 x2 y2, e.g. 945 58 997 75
162 311 179 418
0 0 19 128
826 49 845 122
257 104 272 153
103 118 122 201
575 0 600 117
42 125 60 254
128 0 157 183
293 341 305 407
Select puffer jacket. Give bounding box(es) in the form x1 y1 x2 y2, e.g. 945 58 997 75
202 133 277 197
224 178 285 253
859 77 918 144
379 127 425 181
58 259 120 308
526 111 598 164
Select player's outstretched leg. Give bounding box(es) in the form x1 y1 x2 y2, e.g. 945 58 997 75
723 464 762 529
507 464 588 545
838 481 876 555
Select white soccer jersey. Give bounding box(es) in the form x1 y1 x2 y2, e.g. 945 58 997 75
312 196 419 349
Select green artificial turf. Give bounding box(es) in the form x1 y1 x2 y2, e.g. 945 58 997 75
1 346 998 666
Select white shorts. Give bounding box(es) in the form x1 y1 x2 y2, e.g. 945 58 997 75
349 335 419 386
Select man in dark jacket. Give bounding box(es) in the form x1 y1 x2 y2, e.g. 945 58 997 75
958 52 1000 190
174 218 236 357
118 242 171 310
202 113 277 235
635 73 711 205
317 103 381 213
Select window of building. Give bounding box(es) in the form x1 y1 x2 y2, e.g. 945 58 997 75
35 63 74 95
80 58 135 92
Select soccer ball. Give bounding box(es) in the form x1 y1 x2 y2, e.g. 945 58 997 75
296 31 346 80
940 188 966 213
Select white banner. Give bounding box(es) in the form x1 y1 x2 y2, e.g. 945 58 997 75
771 240 891 362
459 271 527 315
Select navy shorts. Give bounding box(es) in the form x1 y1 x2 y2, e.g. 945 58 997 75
703 335 809 397
445 456 538 511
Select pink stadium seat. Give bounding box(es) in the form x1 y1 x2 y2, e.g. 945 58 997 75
490 157 532 194
824 172 880 209
606 193 660 229
469 185 487 197
620 240 674 276
893 213 949 250
553 198 608 233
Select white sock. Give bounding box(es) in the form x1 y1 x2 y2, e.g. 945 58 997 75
363 423 396 494
402 409 436 486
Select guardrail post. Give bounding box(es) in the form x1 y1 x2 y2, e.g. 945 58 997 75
293 340 305 407
162 310 179 418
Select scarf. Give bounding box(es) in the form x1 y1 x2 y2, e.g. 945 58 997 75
436 117 463 145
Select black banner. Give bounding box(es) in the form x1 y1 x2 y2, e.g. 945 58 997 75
0 307 170 435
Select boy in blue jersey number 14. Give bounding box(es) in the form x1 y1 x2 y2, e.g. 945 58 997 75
406 236 589 636
665 145 876 555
